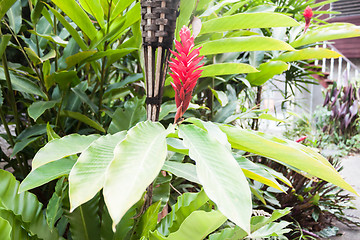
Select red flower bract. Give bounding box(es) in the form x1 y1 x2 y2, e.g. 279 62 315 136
169 26 204 123
303 6 313 33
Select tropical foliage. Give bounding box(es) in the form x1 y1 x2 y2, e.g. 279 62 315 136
0 0 359 239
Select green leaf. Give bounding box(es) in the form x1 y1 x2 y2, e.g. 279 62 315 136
208 226 246 240
19 157 76 192
47 71 80 91
31 134 99 170
28 100 59 121
199 37 294 56
219 125 358 195
246 60 288 86
60 110 105 132
51 0 98 40
66 194 100 240
16 124 47 141
11 136 41 158
46 178 65 230
0 170 59 239
31 0 45 24
251 221 291 238
65 50 97 68
71 83 99 113
151 210 227 240
166 138 189 155
175 0 196 40
108 97 146 133
79 0 105 29
28 30 68 47
200 12 299 35
0 211 32 240
0 35 11 59
132 201 162 239
69 132 127 211
179 124 252 233
111 0 135 21
290 23 360 48
251 207 291 232
103 121 173 229
47 4 88 50
46 123 60 141
0 0 16 20
162 161 200 184
274 48 342 62
258 113 285 123
0 217 11 240
0 67 46 98
5 0 21 34
209 88 228 107
235 156 284 192
157 190 209 236
201 63 258 78
24 47 42 65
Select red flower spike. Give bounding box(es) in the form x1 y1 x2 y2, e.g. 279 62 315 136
295 136 307 143
169 26 204 123
303 6 313 33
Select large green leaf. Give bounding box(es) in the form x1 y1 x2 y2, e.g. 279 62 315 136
201 63 258 78
200 12 299 35
290 23 360 48
0 211 35 240
0 0 16 20
103 121 173 229
69 132 127 211
246 60 288 86
31 134 99 170
0 216 11 240
60 110 105 132
20 157 76 192
219 125 358 195
157 190 209 236
51 0 98 40
28 100 59 121
275 48 341 62
199 37 294 56
179 124 252 233
150 210 227 240
0 170 59 239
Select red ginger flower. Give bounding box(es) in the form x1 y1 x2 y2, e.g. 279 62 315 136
169 26 204 123
303 6 313 33
295 136 307 143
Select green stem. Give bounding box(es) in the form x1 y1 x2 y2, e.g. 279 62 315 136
2 54 22 135
55 90 65 131
97 0 113 120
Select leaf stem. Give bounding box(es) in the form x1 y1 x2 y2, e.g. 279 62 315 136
2 53 22 135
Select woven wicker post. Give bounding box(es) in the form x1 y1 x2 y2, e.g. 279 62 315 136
141 0 180 121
